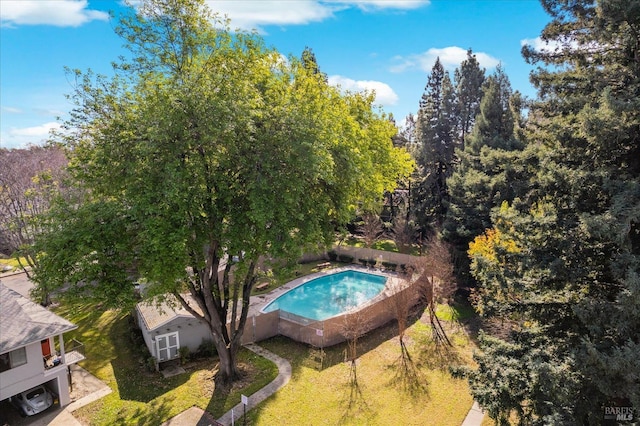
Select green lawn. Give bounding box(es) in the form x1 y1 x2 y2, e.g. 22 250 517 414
339 237 423 255
243 309 478 425
55 303 278 425
54 296 483 425
0 256 26 272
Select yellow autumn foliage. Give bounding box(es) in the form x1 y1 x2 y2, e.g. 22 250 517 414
468 228 520 264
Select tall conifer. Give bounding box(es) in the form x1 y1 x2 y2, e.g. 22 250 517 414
464 1 640 422
412 58 457 233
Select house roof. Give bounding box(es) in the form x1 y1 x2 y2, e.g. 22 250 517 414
0 283 77 354
136 294 204 332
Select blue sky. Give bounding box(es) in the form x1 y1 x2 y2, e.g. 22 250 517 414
0 0 552 149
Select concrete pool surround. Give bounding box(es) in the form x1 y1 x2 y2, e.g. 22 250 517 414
251 265 418 347
261 269 388 321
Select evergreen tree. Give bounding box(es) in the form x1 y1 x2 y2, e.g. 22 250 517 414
412 58 457 234
454 48 485 149
445 67 525 287
463 0 640 422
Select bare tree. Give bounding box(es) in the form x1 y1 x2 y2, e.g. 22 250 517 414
340 310 371 418
385 279 426 395
390 205 417 254
411 237 457 347
358 211 384 249
385 280 414 359
341 310 369 386
0 146 68 304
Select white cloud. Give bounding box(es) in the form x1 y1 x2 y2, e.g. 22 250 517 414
0 0 109 27
9 122 60 137
1 106 23 114
205 0 429 31
521 36 603 59
325 0 429 11
520 36 581 53
390 46 500 73
205 1 335 31
0 122 60 149
520 36 570 54
328 75 398 106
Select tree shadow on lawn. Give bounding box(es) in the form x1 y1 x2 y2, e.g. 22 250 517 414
338 361 375 425
384 342 430 399
112 397 175 426
302 302 428 373
108 314 191 403
413 318 465 372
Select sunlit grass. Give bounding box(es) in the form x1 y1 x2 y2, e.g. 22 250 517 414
0 256 27 272
54 302 278 425
243 310 478 425
435 302 476 322
339 237 422 255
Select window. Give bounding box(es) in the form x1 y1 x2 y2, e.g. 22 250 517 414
0 347 28 372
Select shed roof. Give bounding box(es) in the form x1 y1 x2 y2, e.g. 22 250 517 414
136 294 204 332
0 283 77 354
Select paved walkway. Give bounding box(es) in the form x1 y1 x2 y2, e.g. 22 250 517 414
462 401 485 426
216 344 292 426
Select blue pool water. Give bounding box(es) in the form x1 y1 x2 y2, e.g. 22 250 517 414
262 270 387 321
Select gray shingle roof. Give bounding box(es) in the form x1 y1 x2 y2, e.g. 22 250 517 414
0 283 77 354
136 294 203 332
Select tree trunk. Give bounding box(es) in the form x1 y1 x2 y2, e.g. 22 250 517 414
213 335 240 385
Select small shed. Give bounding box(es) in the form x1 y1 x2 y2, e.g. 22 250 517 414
135 295 211 365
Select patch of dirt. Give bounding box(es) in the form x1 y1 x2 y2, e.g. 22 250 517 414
188 358 259 396
230 362 259 392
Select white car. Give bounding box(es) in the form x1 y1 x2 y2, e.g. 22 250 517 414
9 385 53 416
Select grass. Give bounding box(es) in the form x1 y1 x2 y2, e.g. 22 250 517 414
54 302 278 425
242 308 478 425
435 302 476 322
0 256 26 272
51 280 486 425
339 236 424 256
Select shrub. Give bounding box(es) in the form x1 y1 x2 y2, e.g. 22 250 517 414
382 261 397 271
179 346 190 364
195 339 217 358
338 254 354 263
146 356 157 372
358 258 368 267
327 250 338 261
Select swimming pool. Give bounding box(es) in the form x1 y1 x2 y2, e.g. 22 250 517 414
262 270 387 321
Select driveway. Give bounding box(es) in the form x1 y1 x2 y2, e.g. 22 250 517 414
0 271 34 299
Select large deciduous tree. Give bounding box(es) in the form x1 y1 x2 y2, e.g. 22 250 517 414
463 0 640 422
0 146 67 304
36 0 412 385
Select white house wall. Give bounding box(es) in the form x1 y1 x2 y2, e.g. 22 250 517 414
0 342 71 406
